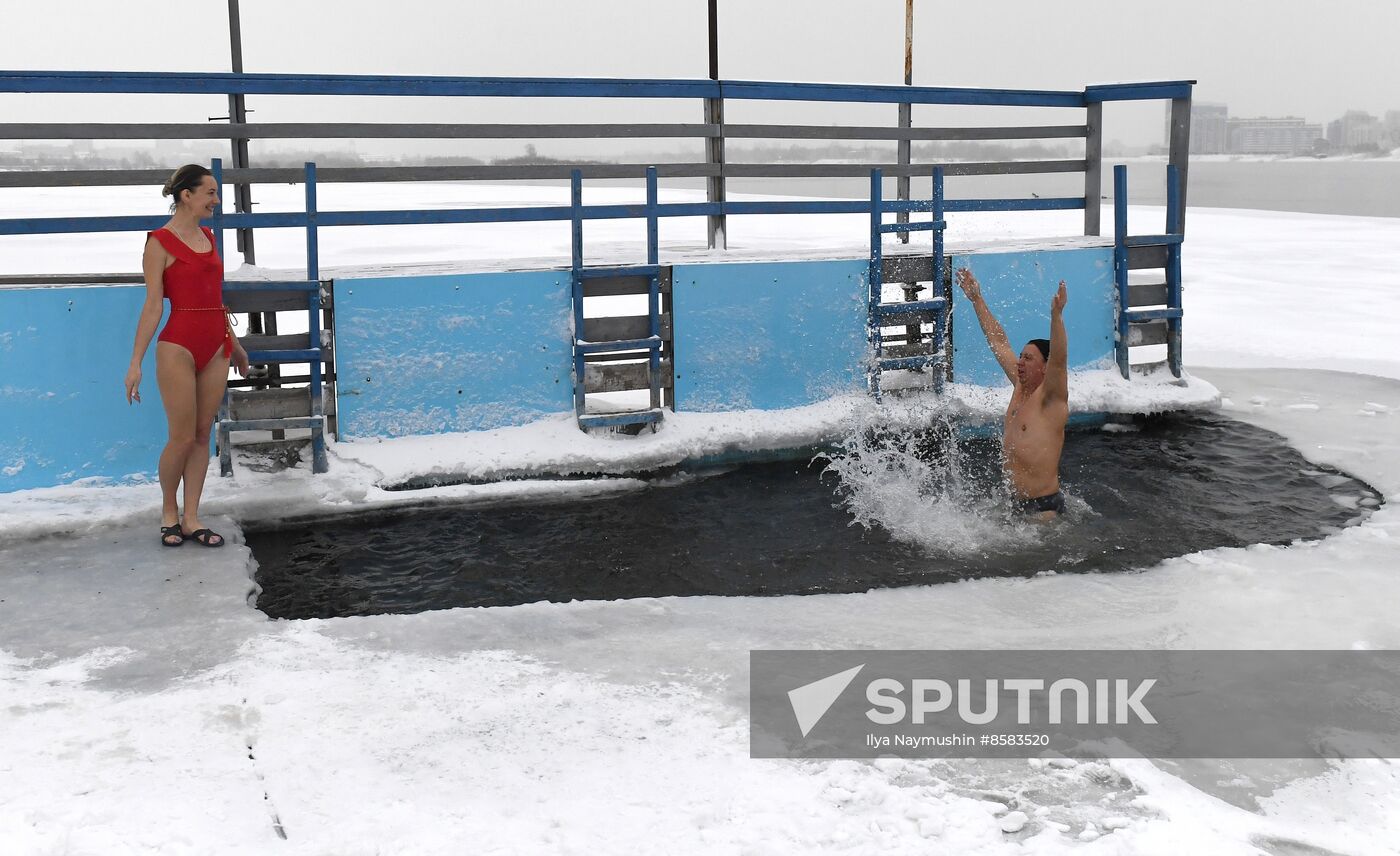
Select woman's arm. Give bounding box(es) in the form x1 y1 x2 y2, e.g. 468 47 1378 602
125 237 167 404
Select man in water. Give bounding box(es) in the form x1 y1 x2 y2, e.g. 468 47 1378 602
955 268 1069 520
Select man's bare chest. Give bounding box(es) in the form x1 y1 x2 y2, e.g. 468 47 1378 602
1003 394 1055 450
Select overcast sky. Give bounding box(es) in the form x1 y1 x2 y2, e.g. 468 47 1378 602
3 0 1397 150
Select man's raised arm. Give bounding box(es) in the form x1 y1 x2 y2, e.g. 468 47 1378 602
955 268 1018 384
1041 280 1069 404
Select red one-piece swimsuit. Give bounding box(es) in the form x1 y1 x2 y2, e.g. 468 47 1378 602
150 226 232 371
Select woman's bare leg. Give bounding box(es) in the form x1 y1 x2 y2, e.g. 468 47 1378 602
180 351 231 542
155 342 198 543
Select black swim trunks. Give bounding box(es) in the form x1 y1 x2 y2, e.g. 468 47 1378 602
1016 491 1066 515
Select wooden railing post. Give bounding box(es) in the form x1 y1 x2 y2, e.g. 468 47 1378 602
704 0 726 250
1167 94 1192 234
1083 100 1103 236
896 0 913 244
226 0 255 266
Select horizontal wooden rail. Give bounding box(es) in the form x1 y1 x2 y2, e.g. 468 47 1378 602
723 160 1086 178
0 195 1086 237
725 124 1088 141
0 158 1084 189
0 164 719 187
584 360 674 394
228 387 336 420
0 122 721 140
720 80 1088 107
0 122 1088 141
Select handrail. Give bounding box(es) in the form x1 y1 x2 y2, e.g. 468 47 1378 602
0 192 1084 238
0 70 1192 105
0 122 1088 141
0 70 1193 256
0 160 1088 188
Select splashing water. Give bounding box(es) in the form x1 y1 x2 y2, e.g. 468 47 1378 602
822 405 1046 555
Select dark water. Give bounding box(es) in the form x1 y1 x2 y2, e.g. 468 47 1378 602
246 413 1382 619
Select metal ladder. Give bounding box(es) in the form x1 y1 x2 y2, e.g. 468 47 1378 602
216 279 330 475
213 159 330 475
1113 163 1184 378
570 167 666 430
868 166 950 400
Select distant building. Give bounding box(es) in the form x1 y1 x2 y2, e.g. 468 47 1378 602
1186 103 1229 154
1226 117 1323 155
1167 103 1322 155
1327 110 1384 150
1383 111 1400 146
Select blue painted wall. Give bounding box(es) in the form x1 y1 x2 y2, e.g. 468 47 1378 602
334 271 573 439
0 284 168 492
950 248 1116 387
672 260 868 411
0 247 1125 493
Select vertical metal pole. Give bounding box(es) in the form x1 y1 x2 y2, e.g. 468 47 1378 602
1113 164 1130 379
210 157 229 473
305 162 327 472
304 162 319 280
1167 94 1192 235
210 157 225 262
869 169 884 399
227 0 271 395
932 166 946 390
704 0 726 249
646 166 659 267
896 0 913 244
646 166 661 410
1083 100 1103 236
227 0 255 265
570 170 587 418
1165 163 1183 378
1165 164 1181 238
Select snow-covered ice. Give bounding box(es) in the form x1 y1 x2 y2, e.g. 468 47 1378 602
2 185 1399 854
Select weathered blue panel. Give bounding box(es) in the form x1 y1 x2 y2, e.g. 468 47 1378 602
0 285 169 491
672 260 867 411
334 272 572 438
950 248 1116 387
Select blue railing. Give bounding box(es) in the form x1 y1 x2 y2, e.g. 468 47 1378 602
0 71 1194 251
0 70 1191 103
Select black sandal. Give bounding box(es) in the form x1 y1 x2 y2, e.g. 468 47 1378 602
184 528 225 548
160 524 185 547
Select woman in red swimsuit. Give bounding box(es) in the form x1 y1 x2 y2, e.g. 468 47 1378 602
124 165 250 547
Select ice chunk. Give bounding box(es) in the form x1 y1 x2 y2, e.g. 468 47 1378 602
999 811 1028 833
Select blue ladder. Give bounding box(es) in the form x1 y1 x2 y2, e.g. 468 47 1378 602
215 278 330 476
571 167 666 430
868 166 949 400
213 159 330 475
1113 164 1184 378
